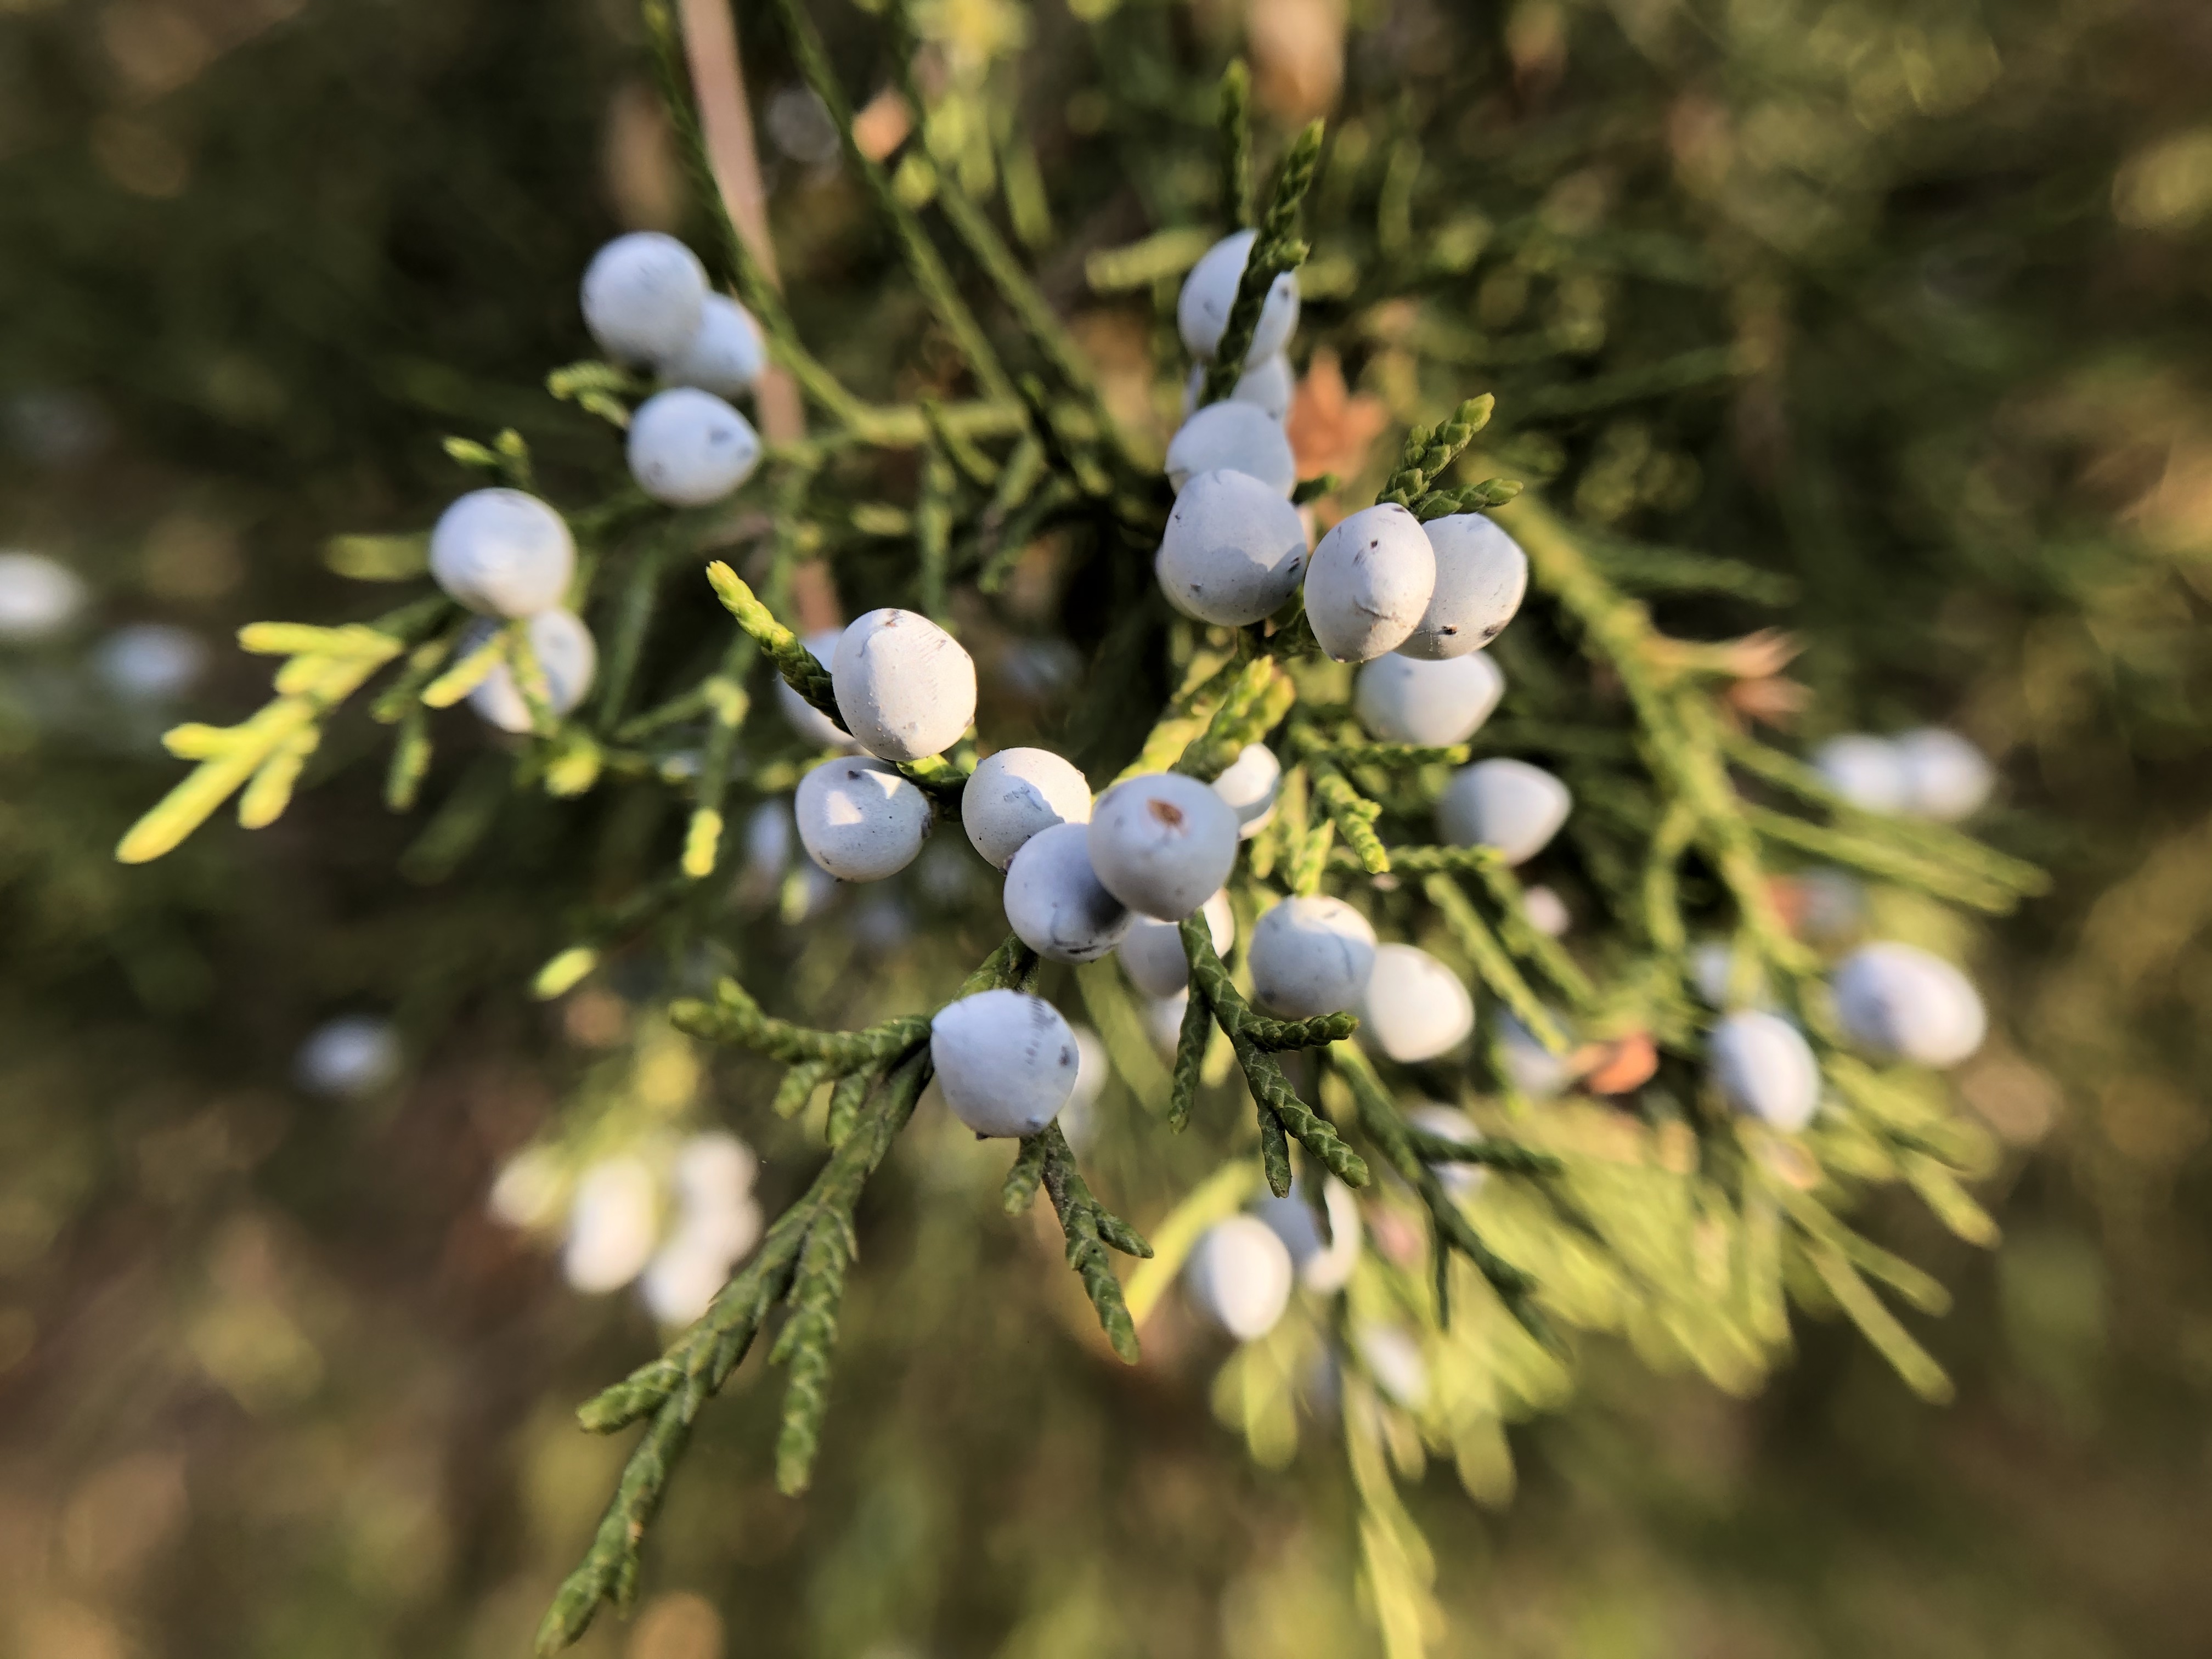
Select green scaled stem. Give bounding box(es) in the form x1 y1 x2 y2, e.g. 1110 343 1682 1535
1001 1135 1049 1214
1199 121 1323 406
670 977 929 1068
704 560 842 726
1245 1009 1361 1052
1423 873 1569 1054
543 943 1040 1654
1217 59 1254 230
1304 749 1390 873
769 1203 857 1493
1400 1128 1562 1176
1174 656 1295 782
1181 915 1369 1194
1031 1121 1152 1363
1169 977 1212 1131
540 1047 927 1652
1304 740 1469 768
1375 396 1497 508
1330 1042 1552 1348
916 442 956 624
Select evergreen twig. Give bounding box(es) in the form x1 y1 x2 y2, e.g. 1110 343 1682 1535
1181 916 1369 1196
1198 121 1323 405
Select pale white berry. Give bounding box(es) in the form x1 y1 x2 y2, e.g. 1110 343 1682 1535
1003 821 1131 963
670 1131 758 1214
930 989 1081 1137
1355 651 1503 747
1832 943 1987 1068
1708 1009 1821 1132
627 387 761 507
1255 1178 1361 1292
94 623 206 703
1814 733 1909 814
1211 742 1281 838
962 746 1092 870
1154 469 1308 625
1496 1011 1570 1099
1182 352 1295 422
641 1232 737 1324
777 628 854 749
1304 503 1436 662
1184 1215 1295 1340
0 550 86 642
1142 989 1190 1059
793 755 932 882
660 294 766 398
1436 758 1570 865
1400 513 1528 660
295 1015 401 1098
831 608 977 761
430 489 575 618
1088 772 1242 921
1355 1323 1428 1408
563 1156 662 1294
1521 884 1570 938
740 800 793 893
1117 888 1233 998
1177 229 1300 362
1795 867 1866 943
1894 727 1993 822
488 1146 565 1230
1690 939 1769 1009
1060 1025 1110 1152
1249 895 1376 1017
644 1133 764 1323
581 232 708 364
1164 400 1297 496
470 607 598 733
1407 1104 1485 1197
1358 945 1474 1062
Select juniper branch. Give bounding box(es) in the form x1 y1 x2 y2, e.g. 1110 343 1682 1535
1465 855 1597 1007
539 1047 928 1652
542 943 1037 1652
1245 1011 1362 1051
1421 874 1568 1053
1030 1121 1152 1362
1174 656 1295 781
1168 977 1212 1131
1330 1042 1552 1347
641 0 874 430
1181 916 1369 1195
1304 740 1470 768
1303 751 1390 873
1375 397 1496 509
1199 120 1323 405
761 0 1015 404
704 559 842 724
670 977 929 1066
1217 60 1252 229
1001 1134 1050 1214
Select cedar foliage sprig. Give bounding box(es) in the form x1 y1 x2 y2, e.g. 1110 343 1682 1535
1330 1042 1552 1345
1198 116 1323 406
539 938 1036 1652
1004 1121 1154 1362
1180 915 1370 1197
98 3 2067 1652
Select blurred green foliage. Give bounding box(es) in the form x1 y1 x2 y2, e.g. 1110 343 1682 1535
3 0 2211 1656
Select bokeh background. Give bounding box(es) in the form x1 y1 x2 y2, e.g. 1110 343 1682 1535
4 0 2212 1655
